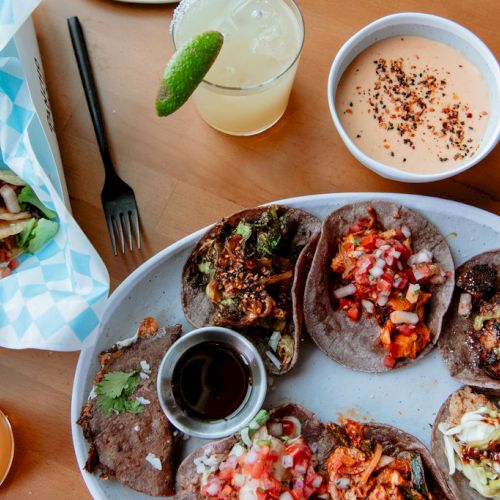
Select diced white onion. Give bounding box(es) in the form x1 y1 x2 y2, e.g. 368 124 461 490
377 293 389 306
377 455 395 469
390 311 419 324
358 259 372 271
458 293 472 317
413 267 425 282
374 249 383 258
206 479 221 496
282 454 293 469
268 422 283 437
279 493 293 500
265 351 282 370
385 255 394 266
408 249 433 265
406 283 420 304
295 463 307 474
333 283 356 299
233 473 245 488
376 258 386 268
268 331 281 352
370 267 384 278
244 448 259 464
393 275 402 288
334 477 350 489
0 185 21 214
361 299 374 314
312 476 323 488
397 261 403 271
379 245 391 251
401 225 411 238
390 249 401 259
351 250 364 258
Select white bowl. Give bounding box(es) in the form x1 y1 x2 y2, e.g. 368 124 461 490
157 326 267 439
328 13 500 183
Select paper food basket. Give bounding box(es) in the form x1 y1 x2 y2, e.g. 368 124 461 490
0 0 109 350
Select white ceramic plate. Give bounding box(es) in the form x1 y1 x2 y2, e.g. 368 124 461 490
71 192 499 500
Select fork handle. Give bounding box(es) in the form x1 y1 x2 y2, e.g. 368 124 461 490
68 16 117 178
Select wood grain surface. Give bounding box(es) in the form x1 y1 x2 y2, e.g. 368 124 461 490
0 0 498 498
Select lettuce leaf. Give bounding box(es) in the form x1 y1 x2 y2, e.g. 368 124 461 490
26 219 59 253
17 185 56 219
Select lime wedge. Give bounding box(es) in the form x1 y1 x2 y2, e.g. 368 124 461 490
156 31 224 117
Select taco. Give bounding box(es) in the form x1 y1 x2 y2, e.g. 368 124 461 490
182 204 321 375
78 318 182 497
304 201 454 372
432 386 500 499
326 419 453 498
176 403 452 499
439 250 500 390
0 169 58 277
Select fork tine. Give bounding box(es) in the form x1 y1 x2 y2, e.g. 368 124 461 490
130 209 141 249
105 213 117 256
113 214 125 254
123 211 133 251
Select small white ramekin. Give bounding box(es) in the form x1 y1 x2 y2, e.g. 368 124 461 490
328 13 500 183
157 326 267 439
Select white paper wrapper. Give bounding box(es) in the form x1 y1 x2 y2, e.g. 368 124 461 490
0 0 109 350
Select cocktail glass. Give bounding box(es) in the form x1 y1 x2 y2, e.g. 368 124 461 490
172 0 305 136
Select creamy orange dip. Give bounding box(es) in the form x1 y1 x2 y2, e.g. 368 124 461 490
336 36 489 174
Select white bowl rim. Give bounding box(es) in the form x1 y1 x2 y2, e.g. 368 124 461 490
328 12 500 182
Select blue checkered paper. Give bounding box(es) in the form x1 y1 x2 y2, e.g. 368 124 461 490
0 1 109 350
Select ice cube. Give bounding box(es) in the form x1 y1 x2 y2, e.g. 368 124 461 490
230 0 272 28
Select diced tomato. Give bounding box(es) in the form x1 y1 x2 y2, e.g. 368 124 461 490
360 234 376 250
339 298 351 310
349 223 363 234
346 304 360 321
291 488 304 500
381 272 393 283
251 461 265 480
394 229 405 240
402 268 416 285
394 241 411 261
221 484 233 496
377 279 392 294
7 258 19 270
383 355 396 368
218 468 233 482
395 277 409 290
398 325 417 336
282 419 295 436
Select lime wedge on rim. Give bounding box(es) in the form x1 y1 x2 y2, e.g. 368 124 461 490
156 31 224 117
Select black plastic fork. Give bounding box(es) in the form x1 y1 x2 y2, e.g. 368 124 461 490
68 16 140 255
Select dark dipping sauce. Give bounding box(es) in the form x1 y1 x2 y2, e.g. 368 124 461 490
172 341 251 420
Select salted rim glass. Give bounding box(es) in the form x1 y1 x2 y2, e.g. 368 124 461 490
170 0 305 93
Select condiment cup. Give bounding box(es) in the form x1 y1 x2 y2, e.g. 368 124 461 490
0 409 14 487
157 327 267 439
328 13 500 183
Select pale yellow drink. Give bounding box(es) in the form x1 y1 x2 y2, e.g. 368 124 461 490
172 0 304 135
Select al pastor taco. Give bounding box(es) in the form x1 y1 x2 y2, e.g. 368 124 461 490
176 404 452 499
304 201 454 372
439 250 500 390
432 386 500 499
182 205 321 375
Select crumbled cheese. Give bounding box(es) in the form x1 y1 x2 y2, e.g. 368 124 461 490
140 360 151 374
146 452 162 471
136 396 151 405
88 386 97 400
133 425 140 432
116 333 138 348
139 372 150 380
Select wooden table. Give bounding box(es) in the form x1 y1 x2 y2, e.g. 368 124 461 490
0 0 498 497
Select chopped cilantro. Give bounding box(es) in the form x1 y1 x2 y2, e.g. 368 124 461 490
353 238 361 245
398 293 404 299
413 289 421 295
95 370 144 415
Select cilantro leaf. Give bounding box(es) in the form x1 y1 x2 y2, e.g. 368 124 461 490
95 370 144 415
